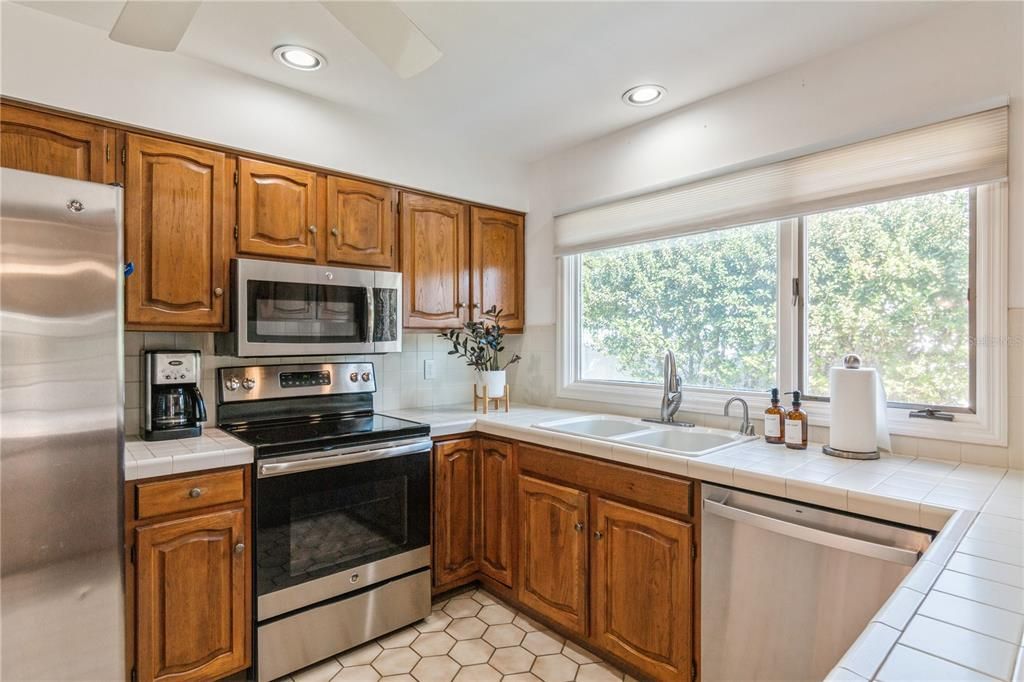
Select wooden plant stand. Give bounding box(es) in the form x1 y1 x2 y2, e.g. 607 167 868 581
473 384 510 414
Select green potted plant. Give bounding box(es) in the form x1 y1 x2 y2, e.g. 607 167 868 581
439 306 521 397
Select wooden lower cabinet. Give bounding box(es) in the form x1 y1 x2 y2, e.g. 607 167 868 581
433 438 478 586
477 439 514 586
516 474 589 636
127 467 250 682
591 498 694 680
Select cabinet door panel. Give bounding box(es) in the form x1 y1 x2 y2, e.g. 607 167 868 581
0 104 114 182
434 438 478 586
124 134 228 329
237 158 318 261
516 474 588 635
400 192 468 329
326 176 396 268
136 509 247 682
592 498 693 680
470 207 524 330
477 439 514 586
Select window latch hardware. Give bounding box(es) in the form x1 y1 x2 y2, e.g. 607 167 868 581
791 277 800 306
909 408 954 422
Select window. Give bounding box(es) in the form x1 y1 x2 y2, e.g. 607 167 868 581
559 183 1006 445
801 189 974 410
580 222 778 391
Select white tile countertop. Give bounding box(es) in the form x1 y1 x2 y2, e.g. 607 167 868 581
389 404 1024 682
124 428 253 480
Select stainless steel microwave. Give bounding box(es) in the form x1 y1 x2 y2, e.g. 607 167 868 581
215 259 401 357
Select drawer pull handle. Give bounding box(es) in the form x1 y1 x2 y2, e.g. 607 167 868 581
574 521 584 532
188 488 202 498
234 543 245 554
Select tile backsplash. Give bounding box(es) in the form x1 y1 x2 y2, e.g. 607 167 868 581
124 331 482 437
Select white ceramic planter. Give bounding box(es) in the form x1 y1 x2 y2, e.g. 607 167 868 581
477 369 507 396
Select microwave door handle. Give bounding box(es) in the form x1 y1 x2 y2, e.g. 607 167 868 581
190 386 207 423
365 286 375 343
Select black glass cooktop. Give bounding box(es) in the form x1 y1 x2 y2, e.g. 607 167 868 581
224 412 430 459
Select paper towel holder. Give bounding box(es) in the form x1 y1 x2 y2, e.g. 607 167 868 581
823 353 881 461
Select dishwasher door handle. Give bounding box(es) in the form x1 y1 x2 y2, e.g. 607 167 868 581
703 498 920 566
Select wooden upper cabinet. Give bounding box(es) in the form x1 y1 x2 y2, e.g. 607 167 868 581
237 157 318 261
477 439 514 587
325 176 396 269
471 207 525 331
400 192 469 329
516 474 589 636
434 438 478 587
0 104 115 183
124 134 229 330
591 498 693 680
135 508 247 682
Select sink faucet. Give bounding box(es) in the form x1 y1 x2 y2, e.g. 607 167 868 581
724 397 756 436
643 351 693 426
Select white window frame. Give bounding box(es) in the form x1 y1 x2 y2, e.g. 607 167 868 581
556 182 1008 446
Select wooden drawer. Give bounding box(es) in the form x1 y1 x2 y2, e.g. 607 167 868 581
517 443 693 518
134 468 245 521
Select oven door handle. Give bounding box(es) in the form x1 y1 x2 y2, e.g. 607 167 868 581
257 440 431 478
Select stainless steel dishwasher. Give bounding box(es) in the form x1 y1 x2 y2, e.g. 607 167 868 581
701 484 932 682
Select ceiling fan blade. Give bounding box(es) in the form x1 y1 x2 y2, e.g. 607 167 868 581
321 1 442 79
109 1 199 51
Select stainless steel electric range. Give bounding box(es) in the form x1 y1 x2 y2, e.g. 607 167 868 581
217 362 431 682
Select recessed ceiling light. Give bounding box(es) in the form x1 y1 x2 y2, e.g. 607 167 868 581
273 45 325 71
622 84 666 106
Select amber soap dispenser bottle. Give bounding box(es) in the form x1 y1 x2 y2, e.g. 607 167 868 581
764 388 785 444
784 390 808 450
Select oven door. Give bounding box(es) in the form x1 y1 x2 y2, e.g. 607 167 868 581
234 258 375 357
254 438 431 620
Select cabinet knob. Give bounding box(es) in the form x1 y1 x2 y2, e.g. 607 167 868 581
455 302 464 309
308 225 318 234
188 487 202 498
574 521 584 532
472 303 480 309
234 542 245 554
331 227 339 237
593 530 604 540
214 287 224 297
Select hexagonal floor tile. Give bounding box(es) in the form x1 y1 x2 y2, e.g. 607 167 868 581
470 590 496 606
531 653 579 682
501 674 543 682
521 631 564 656
482 623 526 648
576 662 624 682
411 632 456 657
512 614 547 633
332 665 382 681
477 604 515 625
410 655 460 682
378 627 419 649
339 642 384 667
378 676 416 682
292 657 341 681
452 664 501 682
445 617 488 641
371 648 420 676
448 639 494 665
488 646 536 674
442 598 482 619
414 611 453 633
562 640 600 665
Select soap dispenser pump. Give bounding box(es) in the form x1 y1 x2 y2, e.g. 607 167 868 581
784 390 808 450
764 388 785 444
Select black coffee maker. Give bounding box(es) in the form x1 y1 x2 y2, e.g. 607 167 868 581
142 350 207 440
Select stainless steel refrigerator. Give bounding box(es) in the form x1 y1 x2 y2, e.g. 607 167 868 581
1 168 126 680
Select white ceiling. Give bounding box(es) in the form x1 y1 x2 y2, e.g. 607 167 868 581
18 1 944 164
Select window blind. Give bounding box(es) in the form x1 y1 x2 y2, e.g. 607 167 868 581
554 107 1008 255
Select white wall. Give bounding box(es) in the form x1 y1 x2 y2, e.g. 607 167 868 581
525 1 1023 326
0 3 529 210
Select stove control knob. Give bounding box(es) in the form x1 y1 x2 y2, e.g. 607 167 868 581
349 372 359 382
361 372 371 382
241 377 256 391
225 377 240 391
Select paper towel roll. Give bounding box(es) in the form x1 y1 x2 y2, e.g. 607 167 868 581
829 365 887 453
